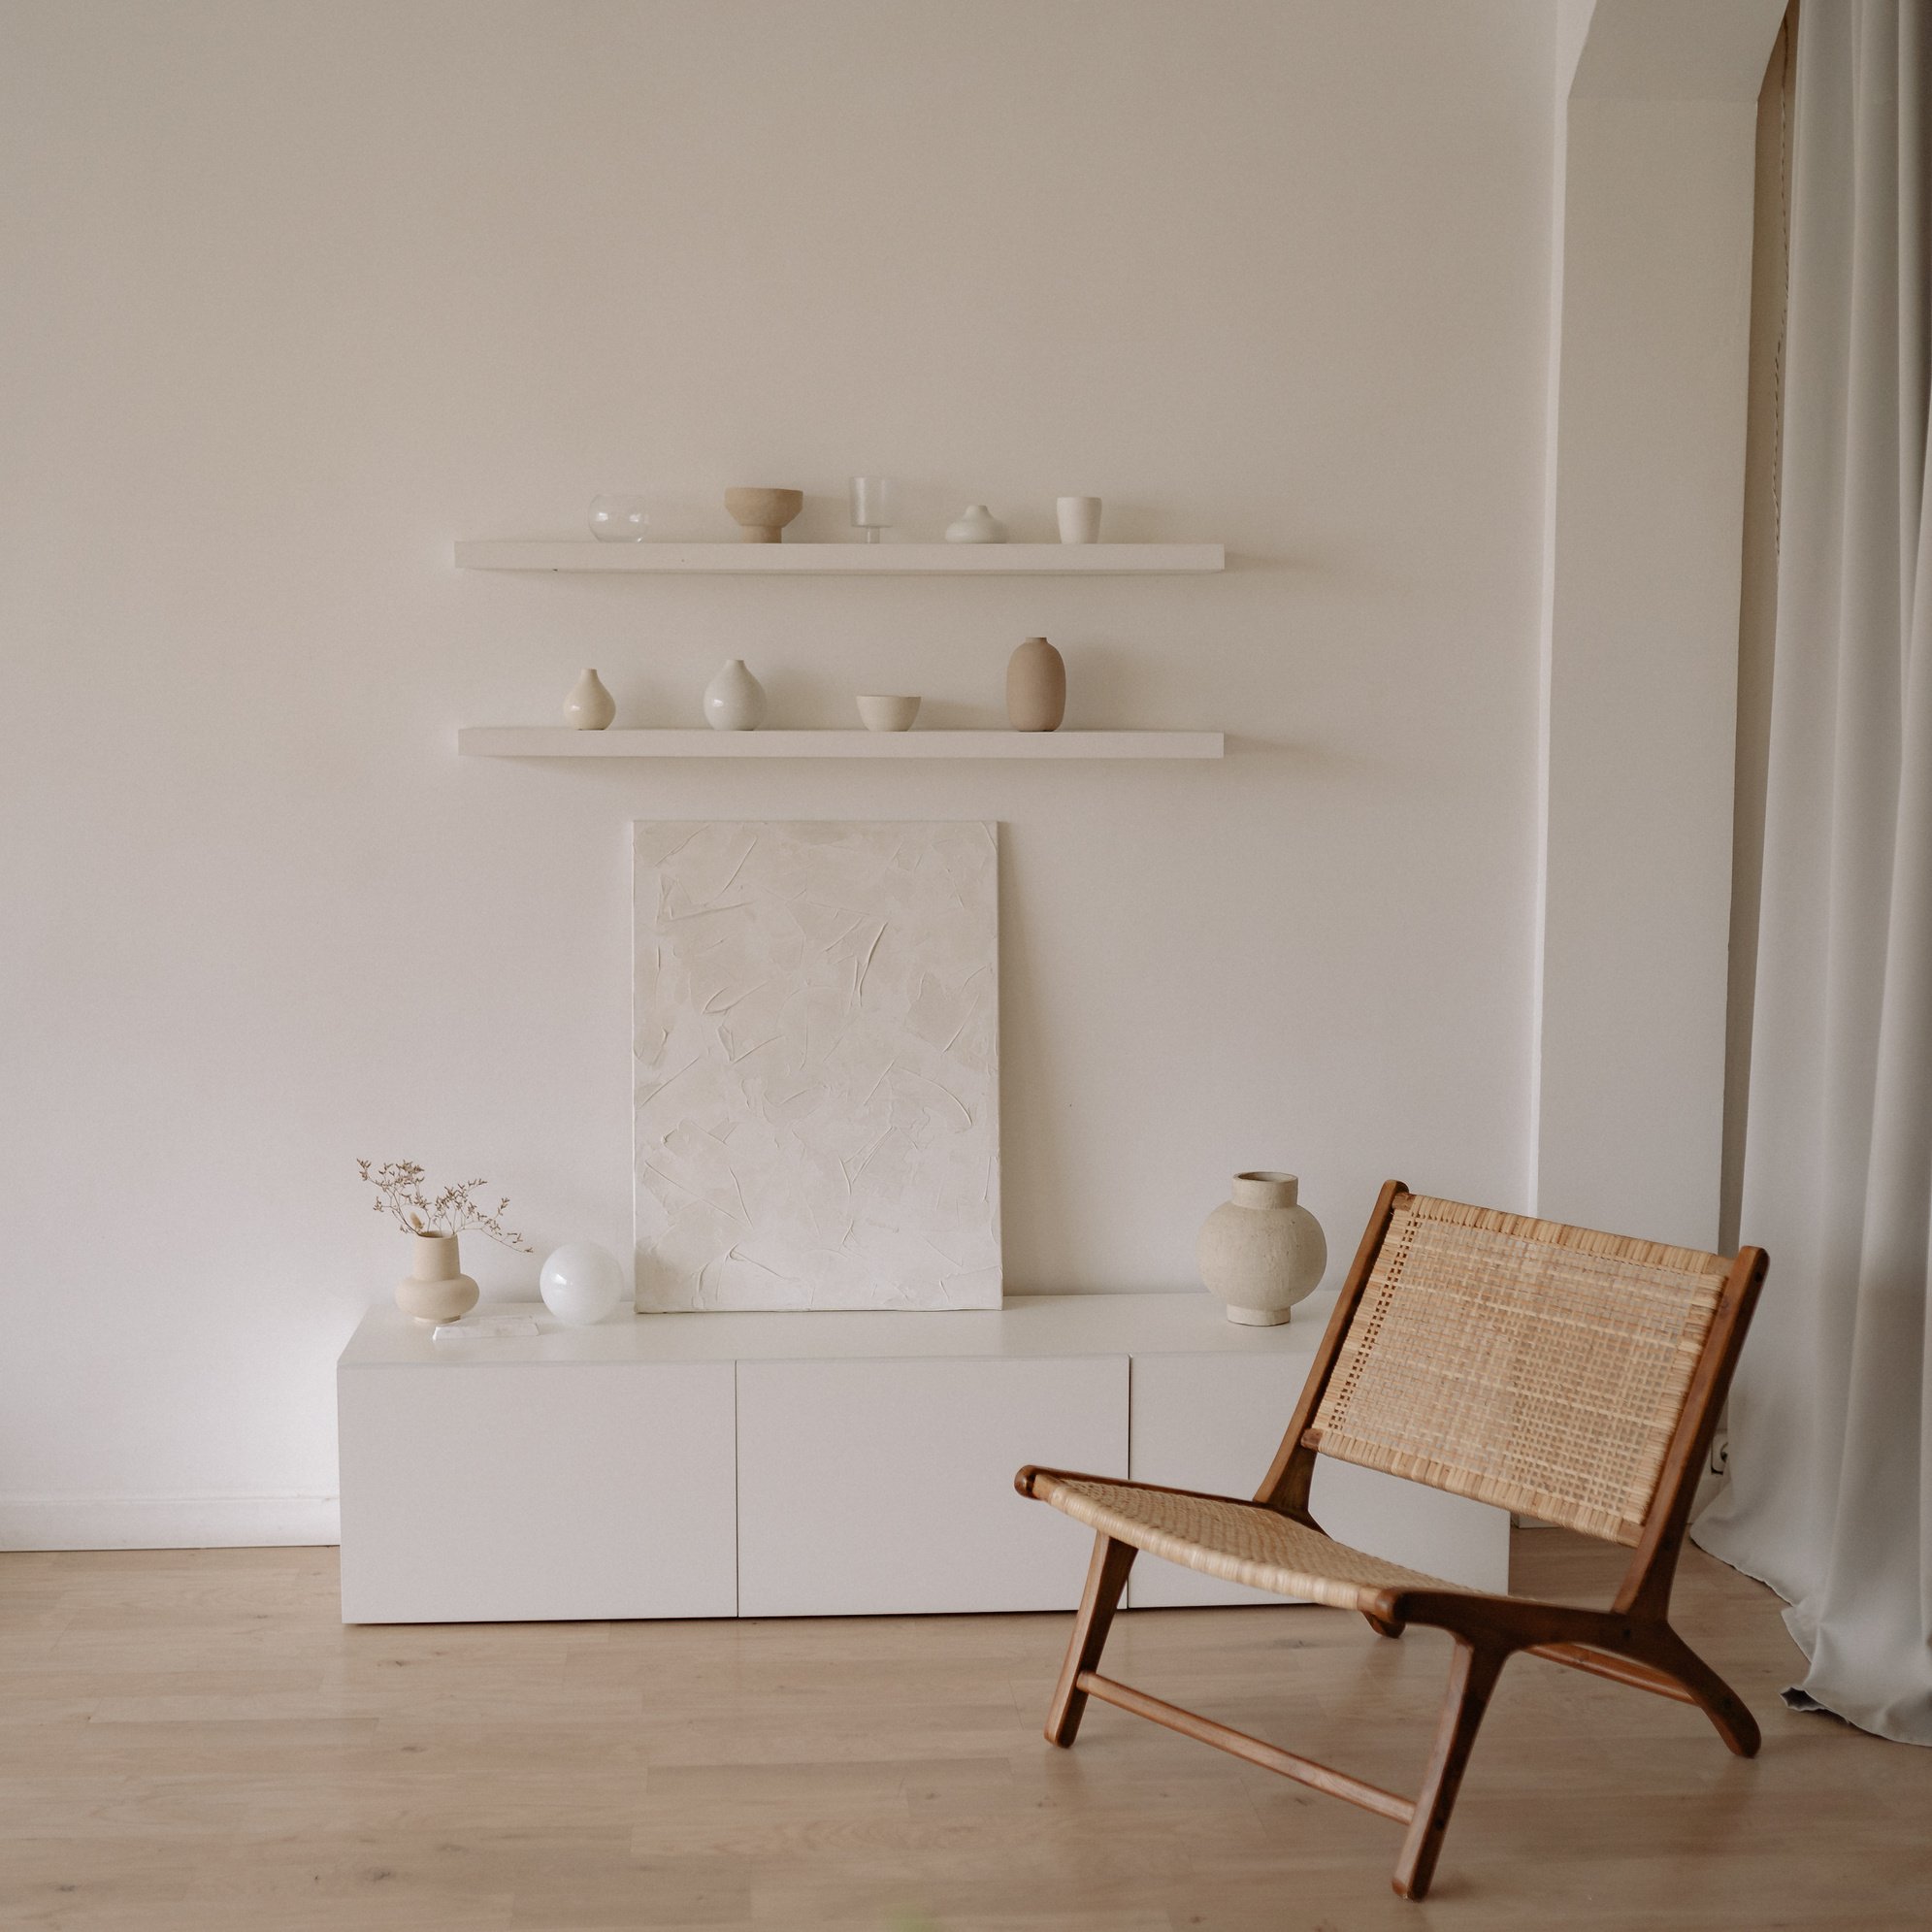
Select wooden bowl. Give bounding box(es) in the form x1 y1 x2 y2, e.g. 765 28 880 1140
724 487 804 543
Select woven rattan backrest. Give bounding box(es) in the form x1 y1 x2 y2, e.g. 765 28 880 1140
1305 1194 1728 1546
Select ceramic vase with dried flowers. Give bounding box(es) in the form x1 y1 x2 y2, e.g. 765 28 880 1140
358 1159 534 1324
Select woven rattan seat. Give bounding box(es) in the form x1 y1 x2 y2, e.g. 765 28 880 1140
1031 1474 1467 1611
1016 1181 1768 1903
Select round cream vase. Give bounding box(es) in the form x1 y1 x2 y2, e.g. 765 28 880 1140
1196 1172 1326 1326
396 1231 480 1325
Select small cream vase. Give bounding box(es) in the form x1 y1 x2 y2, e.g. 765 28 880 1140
396 1231 480 1325
1196 1172 1326 1326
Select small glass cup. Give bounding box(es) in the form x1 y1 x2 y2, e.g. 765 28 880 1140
589 494 649 542
849 476 895 544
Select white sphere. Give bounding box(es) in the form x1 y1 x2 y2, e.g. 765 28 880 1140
540 1242 628 1326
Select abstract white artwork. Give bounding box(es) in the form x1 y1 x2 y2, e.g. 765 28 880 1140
633 822 1000 1311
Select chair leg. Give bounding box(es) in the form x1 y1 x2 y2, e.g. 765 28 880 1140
1363 1612 1404 1639
1045 1533 1136 1748
1645 1624 1761 1757
1392 1637 1508 1901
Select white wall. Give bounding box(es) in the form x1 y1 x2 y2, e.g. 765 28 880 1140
0 0 1555 1545
1529 0 1781 1249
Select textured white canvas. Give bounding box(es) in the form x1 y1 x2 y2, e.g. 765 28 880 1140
633 822 1000 1311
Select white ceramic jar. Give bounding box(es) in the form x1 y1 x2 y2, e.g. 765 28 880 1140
1196 1172 1326 1326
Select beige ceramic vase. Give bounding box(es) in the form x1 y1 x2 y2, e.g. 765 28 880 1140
563 668 616 730
1196 1172 1326 1326
396 1232 480 1325
1006 636 1066 732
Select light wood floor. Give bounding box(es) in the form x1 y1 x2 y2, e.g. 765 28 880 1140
2 1530 1927 1930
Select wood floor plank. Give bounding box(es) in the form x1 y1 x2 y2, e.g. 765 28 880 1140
0 1531 1926 1928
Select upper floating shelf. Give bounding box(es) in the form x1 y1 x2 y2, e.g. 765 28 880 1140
453 540 1225 575
458 729 1224 761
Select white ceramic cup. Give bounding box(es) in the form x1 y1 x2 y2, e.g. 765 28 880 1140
1056 495 1102 543
857 694 920 733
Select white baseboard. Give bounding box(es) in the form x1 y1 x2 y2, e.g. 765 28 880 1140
0 1494 341 1551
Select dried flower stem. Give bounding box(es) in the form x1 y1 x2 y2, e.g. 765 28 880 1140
356 1159 532 1252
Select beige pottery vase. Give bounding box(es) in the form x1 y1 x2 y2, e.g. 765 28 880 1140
1196 1172 1326 1326
1006 636 1066 732
396 1231 480 1325
563 668 616 730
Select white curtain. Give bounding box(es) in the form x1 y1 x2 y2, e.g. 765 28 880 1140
1694 2 1932 1745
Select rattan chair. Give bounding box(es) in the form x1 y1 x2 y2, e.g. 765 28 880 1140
1016 1181 1768 1901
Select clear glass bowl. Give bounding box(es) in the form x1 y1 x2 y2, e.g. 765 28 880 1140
589 494 649 542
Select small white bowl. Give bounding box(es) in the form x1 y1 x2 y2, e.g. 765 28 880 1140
857 694 920 733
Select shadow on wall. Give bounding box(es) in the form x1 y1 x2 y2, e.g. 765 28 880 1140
995 827 1075 1289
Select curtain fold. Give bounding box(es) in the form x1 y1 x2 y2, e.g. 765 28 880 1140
1692 0 1932 1747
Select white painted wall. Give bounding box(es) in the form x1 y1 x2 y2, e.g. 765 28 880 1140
1529 0 1782 1248
0 0 1555 1546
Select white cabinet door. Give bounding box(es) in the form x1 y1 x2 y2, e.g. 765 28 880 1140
1126 1353 1509 1607
737 1355 1127 1617
338 1361 737 1622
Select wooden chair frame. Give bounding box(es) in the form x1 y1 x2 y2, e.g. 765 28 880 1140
1017 1179 1769 1900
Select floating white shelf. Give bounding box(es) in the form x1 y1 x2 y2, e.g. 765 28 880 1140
453 540 1224 574
458 728 1224 760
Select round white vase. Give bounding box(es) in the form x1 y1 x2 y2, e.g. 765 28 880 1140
396 1231 480 1325
704 658 766 730
563 668 616 730
540 1242 629 1326
1196 1172 1326 1326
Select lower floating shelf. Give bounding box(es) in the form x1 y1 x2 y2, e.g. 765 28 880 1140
457 728 1224 760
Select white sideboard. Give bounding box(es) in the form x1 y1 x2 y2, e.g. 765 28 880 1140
336 1292 1508 1624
